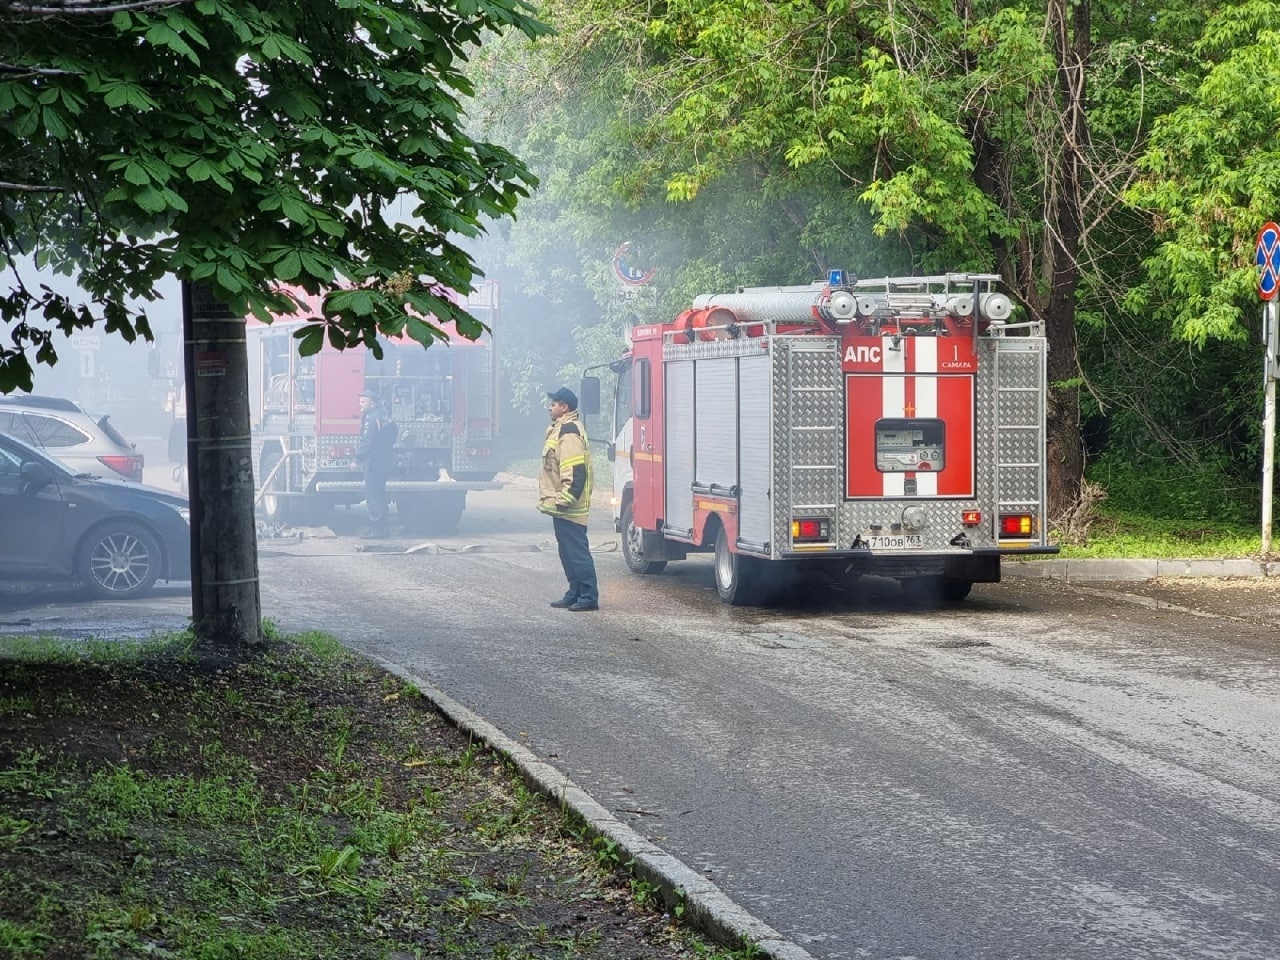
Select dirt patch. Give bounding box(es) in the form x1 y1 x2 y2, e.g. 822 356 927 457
1088 576 1280 625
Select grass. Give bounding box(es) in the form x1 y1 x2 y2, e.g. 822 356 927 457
1054 508 1263 560
0 631 761 960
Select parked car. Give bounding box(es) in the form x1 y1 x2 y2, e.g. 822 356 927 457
0 394 144 482
0 431 189 600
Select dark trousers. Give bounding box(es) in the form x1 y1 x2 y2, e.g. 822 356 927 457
553 516 598 604
364 469 389 530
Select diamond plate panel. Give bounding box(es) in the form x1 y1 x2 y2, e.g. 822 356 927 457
999 426 1041 465
774 340 843 551
840 500 991 549
998 388 1041 422
995 351 1041 389
974 342 999 521
998 465 1041 505
790 429 839 465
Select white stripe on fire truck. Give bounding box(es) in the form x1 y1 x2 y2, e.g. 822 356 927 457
881 337 906 496
877 337 944 497
914 339 938 495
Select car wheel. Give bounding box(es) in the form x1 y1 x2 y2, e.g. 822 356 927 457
621 499 666 574
77 522 162 600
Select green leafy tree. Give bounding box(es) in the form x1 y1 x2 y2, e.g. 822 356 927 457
1 0 548 644
1 0 549 390
1127 0 1280 344
477 0 1209 518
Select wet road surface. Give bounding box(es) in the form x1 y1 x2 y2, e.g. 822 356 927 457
4 486 1279 959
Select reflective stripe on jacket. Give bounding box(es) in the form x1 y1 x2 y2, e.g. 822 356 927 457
538 411 592 524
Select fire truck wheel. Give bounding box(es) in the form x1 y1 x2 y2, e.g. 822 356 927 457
906 575 972 604
621 500 666 574
258 451 290 524
713 524 763 606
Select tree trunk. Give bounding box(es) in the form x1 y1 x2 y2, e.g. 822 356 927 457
1044 291 1084 519
182 281 262 647
1041 0 1090 519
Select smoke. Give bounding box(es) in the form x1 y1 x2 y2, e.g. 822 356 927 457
3 259 183 470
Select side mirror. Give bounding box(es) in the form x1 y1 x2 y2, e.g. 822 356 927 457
20 461 54 493
580 375 601 417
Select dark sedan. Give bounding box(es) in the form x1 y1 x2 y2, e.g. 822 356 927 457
0 432 190 600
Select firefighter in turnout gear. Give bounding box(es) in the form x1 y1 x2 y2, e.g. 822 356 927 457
539 386 599 611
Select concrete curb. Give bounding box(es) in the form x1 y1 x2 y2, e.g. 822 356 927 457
1004 558 1280 580
370 656 818 960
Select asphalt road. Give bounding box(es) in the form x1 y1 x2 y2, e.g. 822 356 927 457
4 484 1279 959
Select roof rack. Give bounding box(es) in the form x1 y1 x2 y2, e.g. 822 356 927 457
0 395 82 412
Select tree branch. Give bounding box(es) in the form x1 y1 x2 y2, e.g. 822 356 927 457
0 181 64 192
0 0 190 15
0 64 79 75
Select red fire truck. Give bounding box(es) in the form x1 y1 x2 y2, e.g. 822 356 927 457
248 281 503 534
584 271 1057 605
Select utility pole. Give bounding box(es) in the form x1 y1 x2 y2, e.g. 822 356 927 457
182 281 263 647
1263 296 1277 558
1256 223 1280 558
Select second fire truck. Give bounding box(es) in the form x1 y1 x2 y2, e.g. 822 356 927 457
248 282 503 534
584 272 1058 605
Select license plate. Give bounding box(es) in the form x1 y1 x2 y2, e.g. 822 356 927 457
865 535 924 549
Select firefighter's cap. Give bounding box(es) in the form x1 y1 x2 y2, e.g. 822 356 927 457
546 386 578 411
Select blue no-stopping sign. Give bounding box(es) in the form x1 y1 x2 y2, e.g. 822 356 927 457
1256 222 1280 301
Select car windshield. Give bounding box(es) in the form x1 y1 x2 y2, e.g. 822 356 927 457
0 432 76 479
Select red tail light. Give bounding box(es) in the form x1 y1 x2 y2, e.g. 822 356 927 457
99 455 144 482
999 513 1033 537
791 518 830 542
961 510 982 527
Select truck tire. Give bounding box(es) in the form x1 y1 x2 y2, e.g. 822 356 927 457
940 577 973 602
397 491 466 536
713 524 762 605
621 499 666 574
904 575 972 604
258 450 290 524
258 451 325 526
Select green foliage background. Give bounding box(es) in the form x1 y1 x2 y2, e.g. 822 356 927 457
6 0 1280 525
1 0 549 391
467 0 1280 525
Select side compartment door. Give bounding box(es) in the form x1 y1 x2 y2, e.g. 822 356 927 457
630 351 665 530
663 359 694 535
737 353 773 546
